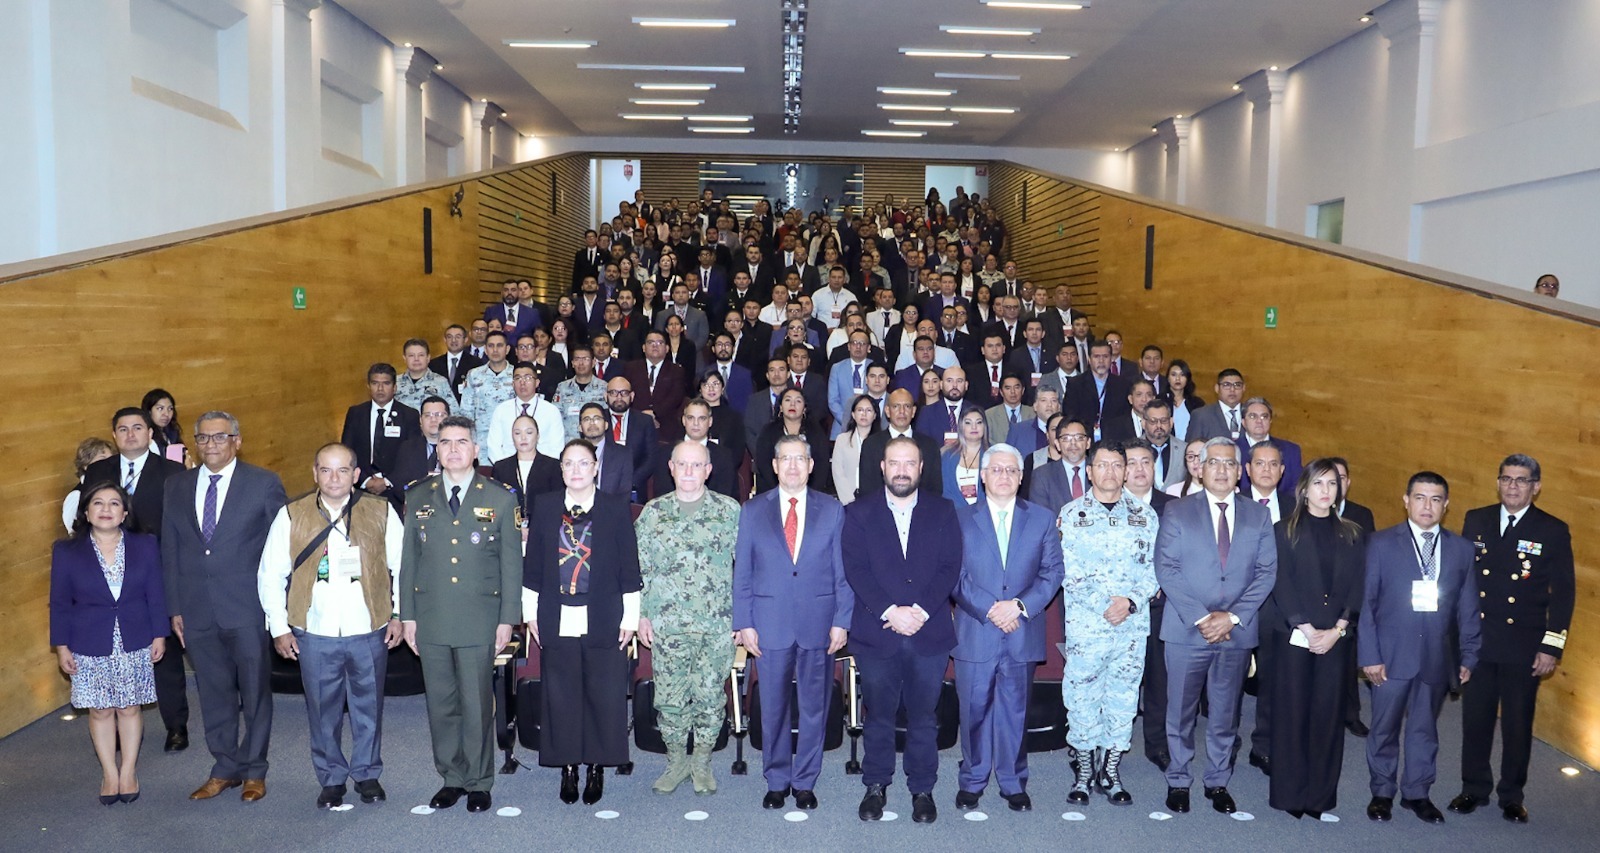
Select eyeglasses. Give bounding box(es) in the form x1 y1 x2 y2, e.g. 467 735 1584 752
1219 381 1245 390
985 466 1022 477
1057 434 1089 443
560 459 597 470
194 433 236 445
1202 459 1240 470
579 415 606 423
1497 476 1536 487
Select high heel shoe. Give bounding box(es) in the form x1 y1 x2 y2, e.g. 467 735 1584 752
99 794 118 806
118 790 140 804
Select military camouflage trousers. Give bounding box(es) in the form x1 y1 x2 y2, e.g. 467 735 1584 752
1062 624 1146 752
653 629 734 746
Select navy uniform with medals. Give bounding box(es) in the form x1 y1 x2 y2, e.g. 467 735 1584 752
1453 492 1573 820
398 472 521 799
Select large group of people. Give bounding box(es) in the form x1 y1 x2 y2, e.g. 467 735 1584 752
49 186 1574 830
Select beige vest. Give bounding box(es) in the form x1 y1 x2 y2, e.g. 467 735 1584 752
285 493 392 632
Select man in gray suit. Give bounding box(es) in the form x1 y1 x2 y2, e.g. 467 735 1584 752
1141 399 1187 490
1153 437 1277 816
162 411 288 802
1026 418 1091 517
1183 368 1247 442
656 280 711 346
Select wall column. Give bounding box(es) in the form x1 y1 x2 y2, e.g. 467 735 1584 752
392 46 434 186
1240 68 1287 228
470 100 500 173
269 0 320 210
1372 0 1441 260
1155 116 1192 206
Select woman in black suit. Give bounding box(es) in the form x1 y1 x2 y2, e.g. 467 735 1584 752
754 387 830 494
141 388 187 465
51 482 167 804
1267 457 1365 819
491 415 562 533
524 440 643 806
661 313 699 378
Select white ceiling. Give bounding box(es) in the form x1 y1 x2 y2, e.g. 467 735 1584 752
339 0 1377 150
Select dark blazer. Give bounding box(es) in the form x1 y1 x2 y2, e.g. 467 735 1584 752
1237 435 1305 498
83 454 184 535
1268 517 1365 633
430 351 484 402
572 246 606 291
161 462 288 630
892 363 939 396
1460 504 1574 663
953 498 1065 663
941 329 979 365
1358 523 1481 684
856 430 944 499
1153 492 1278 649
593 433 637 499
390 435 438 496
50 533 167 656
1004 344 1049 385
963 359 1011 408
913 398 981 442
483 302 541 341
533 353 569 399
841 490 963 658
1099 409 1144 444
732 488 853 649
524 491 642 648
1340 499 1376 537
754 421 831 494
1064 373 1132 435
699 361 753 414
491 454 563 517
623 359 688 442
340 400 422 486
651 438 738 500
980 320 1024 351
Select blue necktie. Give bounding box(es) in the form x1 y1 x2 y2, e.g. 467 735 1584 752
201 474 221 542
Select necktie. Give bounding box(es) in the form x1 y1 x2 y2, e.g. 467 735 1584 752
1070 465 1083 500
794 375 803 389
449 485 462 516
785 497 799 560
612 414 624 442
649 364 658 391
948 404 958 431
771 394 780 417
882 310 891 327
1503 514 1519 538
1259 498 1269 506
1421 530 1438 580
124 460 137 491
449 355 459 382
1111 360 1119 376
426 443 436 471
201 473 221 542
507 306 517 328
852 363 862 389
373 407 386 457
1227 408 1240 435
720 365 729 385
990 364 999 387
1030 348 1040 372
1216 502 1231 566
1009 408 1018 425
521 402 530 417
596 360 606 379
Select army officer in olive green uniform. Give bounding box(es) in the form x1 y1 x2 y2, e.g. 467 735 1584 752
400 415 521 814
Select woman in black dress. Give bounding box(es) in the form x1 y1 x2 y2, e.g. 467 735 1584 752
524 440 642 806
1267 457 1365 819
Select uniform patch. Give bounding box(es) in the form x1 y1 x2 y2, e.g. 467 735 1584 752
415 508 434 519
1517 539 1542 556
471 531 482 545
474 507 496 522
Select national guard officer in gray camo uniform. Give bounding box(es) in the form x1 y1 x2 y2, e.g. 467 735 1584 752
1059 440 1159 807
636 441 741 795
397 338 456 413
458 331 516 463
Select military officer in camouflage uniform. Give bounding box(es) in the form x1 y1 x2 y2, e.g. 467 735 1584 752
637 441 741 795
397 338 455 413
399 415 521 814
1059 440 1159 806
459 331 516 463
552 343 608 439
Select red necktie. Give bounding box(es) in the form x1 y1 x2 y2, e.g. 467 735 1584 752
1070 465 1084 500
990 364 999 387
785 497 799 560
612 414 623 442
595 361 606 379
794 375 804 389
1216 502 1232 565
1111 361 1120 376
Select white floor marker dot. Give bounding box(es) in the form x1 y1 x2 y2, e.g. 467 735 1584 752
684 810 709 821
595 809 620 820
1149 811 1172 821
410 805 436 815
330 804 354 812
1318 813 1340 823
964 811 989 822
784 811 808 822
1230 811 1255 821
496 806 521 817
1062 812 1087 821
880 810 898 822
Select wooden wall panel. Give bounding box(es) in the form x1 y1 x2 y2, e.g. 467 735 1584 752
988 163 1102 319
639 155 702 211
992 161 1600 766
861 161 928 215
476 154 591 305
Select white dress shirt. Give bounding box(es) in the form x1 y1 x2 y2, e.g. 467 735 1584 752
258 497 404 638
194 458 239 527
778 485 808 557
1206 491 1237 542
1249 486 1281 524
488 395 566 462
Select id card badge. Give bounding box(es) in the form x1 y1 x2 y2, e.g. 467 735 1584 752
1411 579 1439 612
335 546 362 581
1030 372 1041 387
943 431 958 443
384 424 402 438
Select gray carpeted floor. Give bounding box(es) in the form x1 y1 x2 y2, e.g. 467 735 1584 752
2 678 1594 853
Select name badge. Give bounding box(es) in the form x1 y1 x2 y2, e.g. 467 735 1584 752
1030 372 1041 387
853 387 863 396
1411 579 1439 612
943 431 958 443
414 508 434 519
335 546 362 581
384 424 402 438
559 604 589 638
568 405 581 416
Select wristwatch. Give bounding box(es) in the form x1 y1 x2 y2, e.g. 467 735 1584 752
1127 599 1139 615
1013 598 1028 618
1227 612 1241 626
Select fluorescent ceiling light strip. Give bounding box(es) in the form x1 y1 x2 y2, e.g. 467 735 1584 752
701 177 742 182
709 162 758 166
940 26 1039 36
633 18 737 28
877 87 955 96
630 99 704 106
505 40 595 49
620 114 684 121
697 170 727 175
981 1 1088 9
891 119 957 127
880 103 948 112
950 106 1017 113
901 48 986 58
862 130 926 137
637 83 716 90
935 72 1021 80
580 64 744 73
689 115 754 122
990 52 1073 60
690 126 755 133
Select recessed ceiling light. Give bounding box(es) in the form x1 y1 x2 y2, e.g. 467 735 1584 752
691 115 754 122
1562 767 1581 777
1232 83 1242 91
637 83 716 91
633 18 737 28
505 40 595 49
690 126 755 133
990 51 1073 61
698 169 727 175
1269 65 1280 71
982 1 1088 9
940 25 1039 37
701 176 742 182
950 106 1017 114
863 129 927 137
403 42 413 48
630 99 705 106
880 104 949 112
936 72 1022 80
1175 114 1184 118
901 48 987 58
620 114 685 121
891 119 957 127
435 64 443 70
878 87 955 97
580 64 744 73
1360 14 1373 23
709 162 759 166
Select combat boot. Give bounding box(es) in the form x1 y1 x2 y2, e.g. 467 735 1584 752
689 740 717 794
653 739 692 794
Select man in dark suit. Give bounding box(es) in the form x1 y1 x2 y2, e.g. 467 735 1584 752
1141 400 1187 492
1153 437 1277 816
601 378 657 499
981 296 1025 351
844 437 963 824
858 390 944 499
734 436 852 811
571 230 605 292
785 248 821 296
88 407 189 750
739 244 777 302
1026 418 1090 517
1136 344 1169 398
1004 319 1050 402
339 364 421 511
1063 343 1132 442
575 402 635 499
703 333 754 413
691 247 730 313
574 276 608 338
1038 284 1083 355
663 279 714 345
952 443 1064 812
624 331 689 443
964 332 1011 410
1100 330 1139 379
914 365 980 445
745 358 789 453
483 280 536 342
1360 471 1481 824
936 305 978 366
1235 397 1304 497
162 410 288 802
430 324 483 404
391 396 450 500
1450 455 1572 824
1184 368 1247 442
1100 378 1157 444
784 346 828 427
652 400 738 500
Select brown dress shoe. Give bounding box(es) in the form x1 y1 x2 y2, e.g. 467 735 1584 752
190 778 242 800
241 780 267 802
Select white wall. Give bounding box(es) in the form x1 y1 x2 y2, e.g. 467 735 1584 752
594 158 640 230
924 165 988 203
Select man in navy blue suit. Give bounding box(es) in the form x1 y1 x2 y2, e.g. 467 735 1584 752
1360 472 1481 825
702 333 753 413
482 280 538 342
1235 397 1303 497
733 435 852 812
843 437 963 824
952 443 1064 813
913 365 979 446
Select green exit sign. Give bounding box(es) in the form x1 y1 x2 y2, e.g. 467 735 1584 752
292 287 307 310
1264 306 1278 329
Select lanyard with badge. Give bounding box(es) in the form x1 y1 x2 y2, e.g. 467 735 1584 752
1410 530 1439 612
298 493 362 584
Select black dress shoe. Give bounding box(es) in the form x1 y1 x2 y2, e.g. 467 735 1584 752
955 790 981 810
911 792 937 823
1248 752 1272 777
1502 803 1529 823
429 786 465 809
763 787 790 810
1401 797 1445 824
1166 787 1191 813
1367 796 1393 821
1346 719 1370 737
859 784 886 821
560 766 580 805
1305 810 1322 820
317 784 346 809
466 791 491 813
354 779 386 803
1148 751 1171 772
582 765 604 805
1448 793 1488 814
165 730 189 752
1003 792 1032 812
1204 786 1236 814
793 790 818 810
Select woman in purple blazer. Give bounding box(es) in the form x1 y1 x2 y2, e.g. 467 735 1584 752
50 482 167 805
